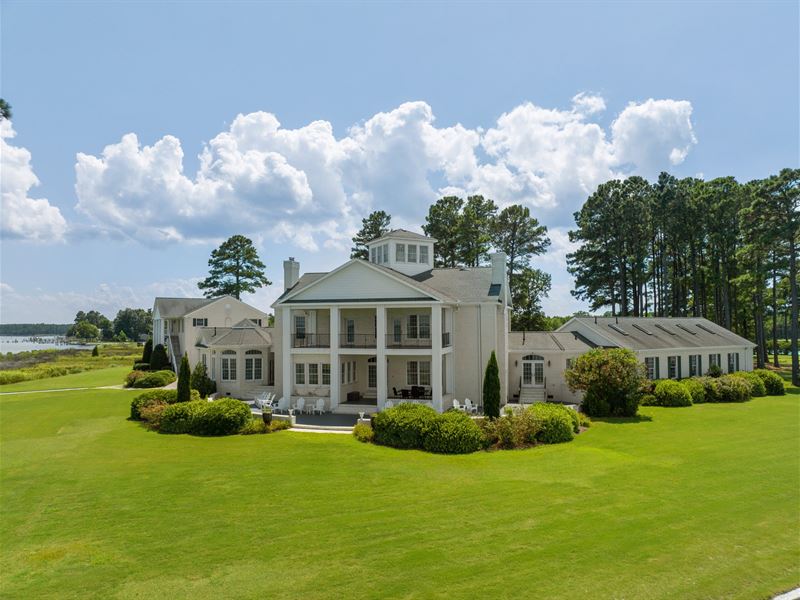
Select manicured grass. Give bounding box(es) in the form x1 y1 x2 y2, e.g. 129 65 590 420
0 366 132 392
1 387 798 599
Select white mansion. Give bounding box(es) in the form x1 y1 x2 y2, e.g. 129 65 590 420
153 229 755 413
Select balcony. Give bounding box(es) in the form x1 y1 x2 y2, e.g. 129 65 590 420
339 333 377 349
291 333 330 348
385 334 432 349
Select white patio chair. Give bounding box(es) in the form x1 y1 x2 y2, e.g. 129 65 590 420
311 398 325 415
452 399 465 412
384 400 394 410
464 398 479 415
293 397 306 414
274 397 289 414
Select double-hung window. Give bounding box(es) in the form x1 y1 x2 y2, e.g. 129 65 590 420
295 363 305 385
689 354 702 377
370 247 377 263
221 351 237 381
382 244 389 263
667 356 681 379
406 361 418 386
418 314 431 339
727 352 739 373
407 315 418 339
406 360 431 386
295 315 306 339
419 245 429 264
396 243 405 262
245 350 262 380
192 318 208 327
645 357 659 380
407 244 417 263
321 364 331 385
308 363 319 385
709 353 721 369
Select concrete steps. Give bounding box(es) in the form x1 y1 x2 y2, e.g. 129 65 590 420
519 388 546 403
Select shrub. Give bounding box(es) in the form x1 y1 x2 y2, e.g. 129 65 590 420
192 399 251 436
715 375 752 403
753 369 785 396
141 338 153 364
682 378 706 404
149 343 170 371
528 403 575 444
482 351 501 419
190 361 216 398
130 388 200 419
139 402 167 429
352 423 374 443
91 345 99 357
160 400 207 434
423 411 484 454
240 418 290 435
733 371 766 397
372 403 437 450
176 354 191 403
652 380 693 407
706 363 722 378
269 419 291 432
697 376 720 403
578 412 592 429
640 393 658 406
127 369 176 389
132 361 150 371
565 348 645 417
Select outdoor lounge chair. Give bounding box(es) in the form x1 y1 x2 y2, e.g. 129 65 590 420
293 397 306 414
311 398 325 415
452 399 465 412
274 397 288 413
464 398 479 415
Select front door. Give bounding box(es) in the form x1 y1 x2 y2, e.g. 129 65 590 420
521 358 545 387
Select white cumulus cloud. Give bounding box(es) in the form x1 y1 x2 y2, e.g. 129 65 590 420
74 96 697 247
1 120 67 242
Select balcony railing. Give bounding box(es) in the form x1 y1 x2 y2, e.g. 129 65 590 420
385 335 432 349
339 333 377 348
291 333 330 348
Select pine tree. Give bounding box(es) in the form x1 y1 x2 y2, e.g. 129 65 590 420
198 235 271 299
141 339 153 364
350 211 391 259
482 351 501 419
423 196 464 267
91 345 99 357
149 344 170 371
176 353 191 403
190 362 215 399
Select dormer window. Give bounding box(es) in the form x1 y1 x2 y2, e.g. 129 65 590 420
370 247 377 263
408 245 417 263
382 244 388 263
396 243 405 262
419 245 429 264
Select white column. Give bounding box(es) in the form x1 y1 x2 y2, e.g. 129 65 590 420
376 306 387 409
431 305 443 412
329 306 340 410
281 307 292 402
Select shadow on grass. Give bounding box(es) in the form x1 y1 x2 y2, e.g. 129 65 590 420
592 414 653 425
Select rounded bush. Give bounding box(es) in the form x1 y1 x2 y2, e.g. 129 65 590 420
160 400 207 434
130 389 201 420
653 380 692 407
640 393 658 406
715 375 752 403
753 369 785 396
192 398 251 436
352 423 374 443
528 403 575 444
372 403 437 450
732 372 766 397
128 370 177 389
423 411 483 454
682 378 706 404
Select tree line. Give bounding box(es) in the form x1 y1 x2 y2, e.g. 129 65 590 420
68 308 152 341
350 196 552 330
567 168 798 384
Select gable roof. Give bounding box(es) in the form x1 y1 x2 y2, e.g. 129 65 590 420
410 267 503 303
368 228 436 244
509 331 596 352
154 297 217 319
561 317 755 350
198 320 273 347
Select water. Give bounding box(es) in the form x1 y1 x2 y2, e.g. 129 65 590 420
0 335 94 354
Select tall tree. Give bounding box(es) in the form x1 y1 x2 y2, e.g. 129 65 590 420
198 235 271 299
113 308 152 340
0 98 11 121
510 267 552 331
423 196 464 267
176 353 191 403
457 195 497 267
350 211 391 259
490 204 550 290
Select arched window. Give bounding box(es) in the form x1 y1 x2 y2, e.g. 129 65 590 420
522 354 544 361
245 350 262 380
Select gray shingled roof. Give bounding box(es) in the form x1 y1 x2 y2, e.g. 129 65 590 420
275 272 327 301
566 317 755 350
200 321 273 347
509 331 596 352
411 267 501 303
154 297 217 318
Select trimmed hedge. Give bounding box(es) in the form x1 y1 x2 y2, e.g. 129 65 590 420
653 380 693 407
528 403 575 444
372 403 437 450
191 398 252 436
130 388 200 420
352 423 374 443
132 361 151 371
423 410 484 454
716 375 752 403
753 369 785 396
160 400 207 434
682 378 706 404
125 369 176 389
732 372 766 397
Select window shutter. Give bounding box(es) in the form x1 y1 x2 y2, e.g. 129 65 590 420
655 357 660 380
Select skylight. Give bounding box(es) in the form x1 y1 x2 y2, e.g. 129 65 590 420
696 323 717 334
655 323 677 336
608 323 629 336
632 323 653 335
676 323 697 335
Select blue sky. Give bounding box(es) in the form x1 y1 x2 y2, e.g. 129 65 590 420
1 0 797 323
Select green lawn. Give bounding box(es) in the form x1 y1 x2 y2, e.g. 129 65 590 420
1 382 798 598
0 366 131 393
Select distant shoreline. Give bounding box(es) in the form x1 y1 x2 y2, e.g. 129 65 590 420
0 324 72 336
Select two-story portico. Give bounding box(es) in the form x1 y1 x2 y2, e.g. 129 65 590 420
272 230 509 414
